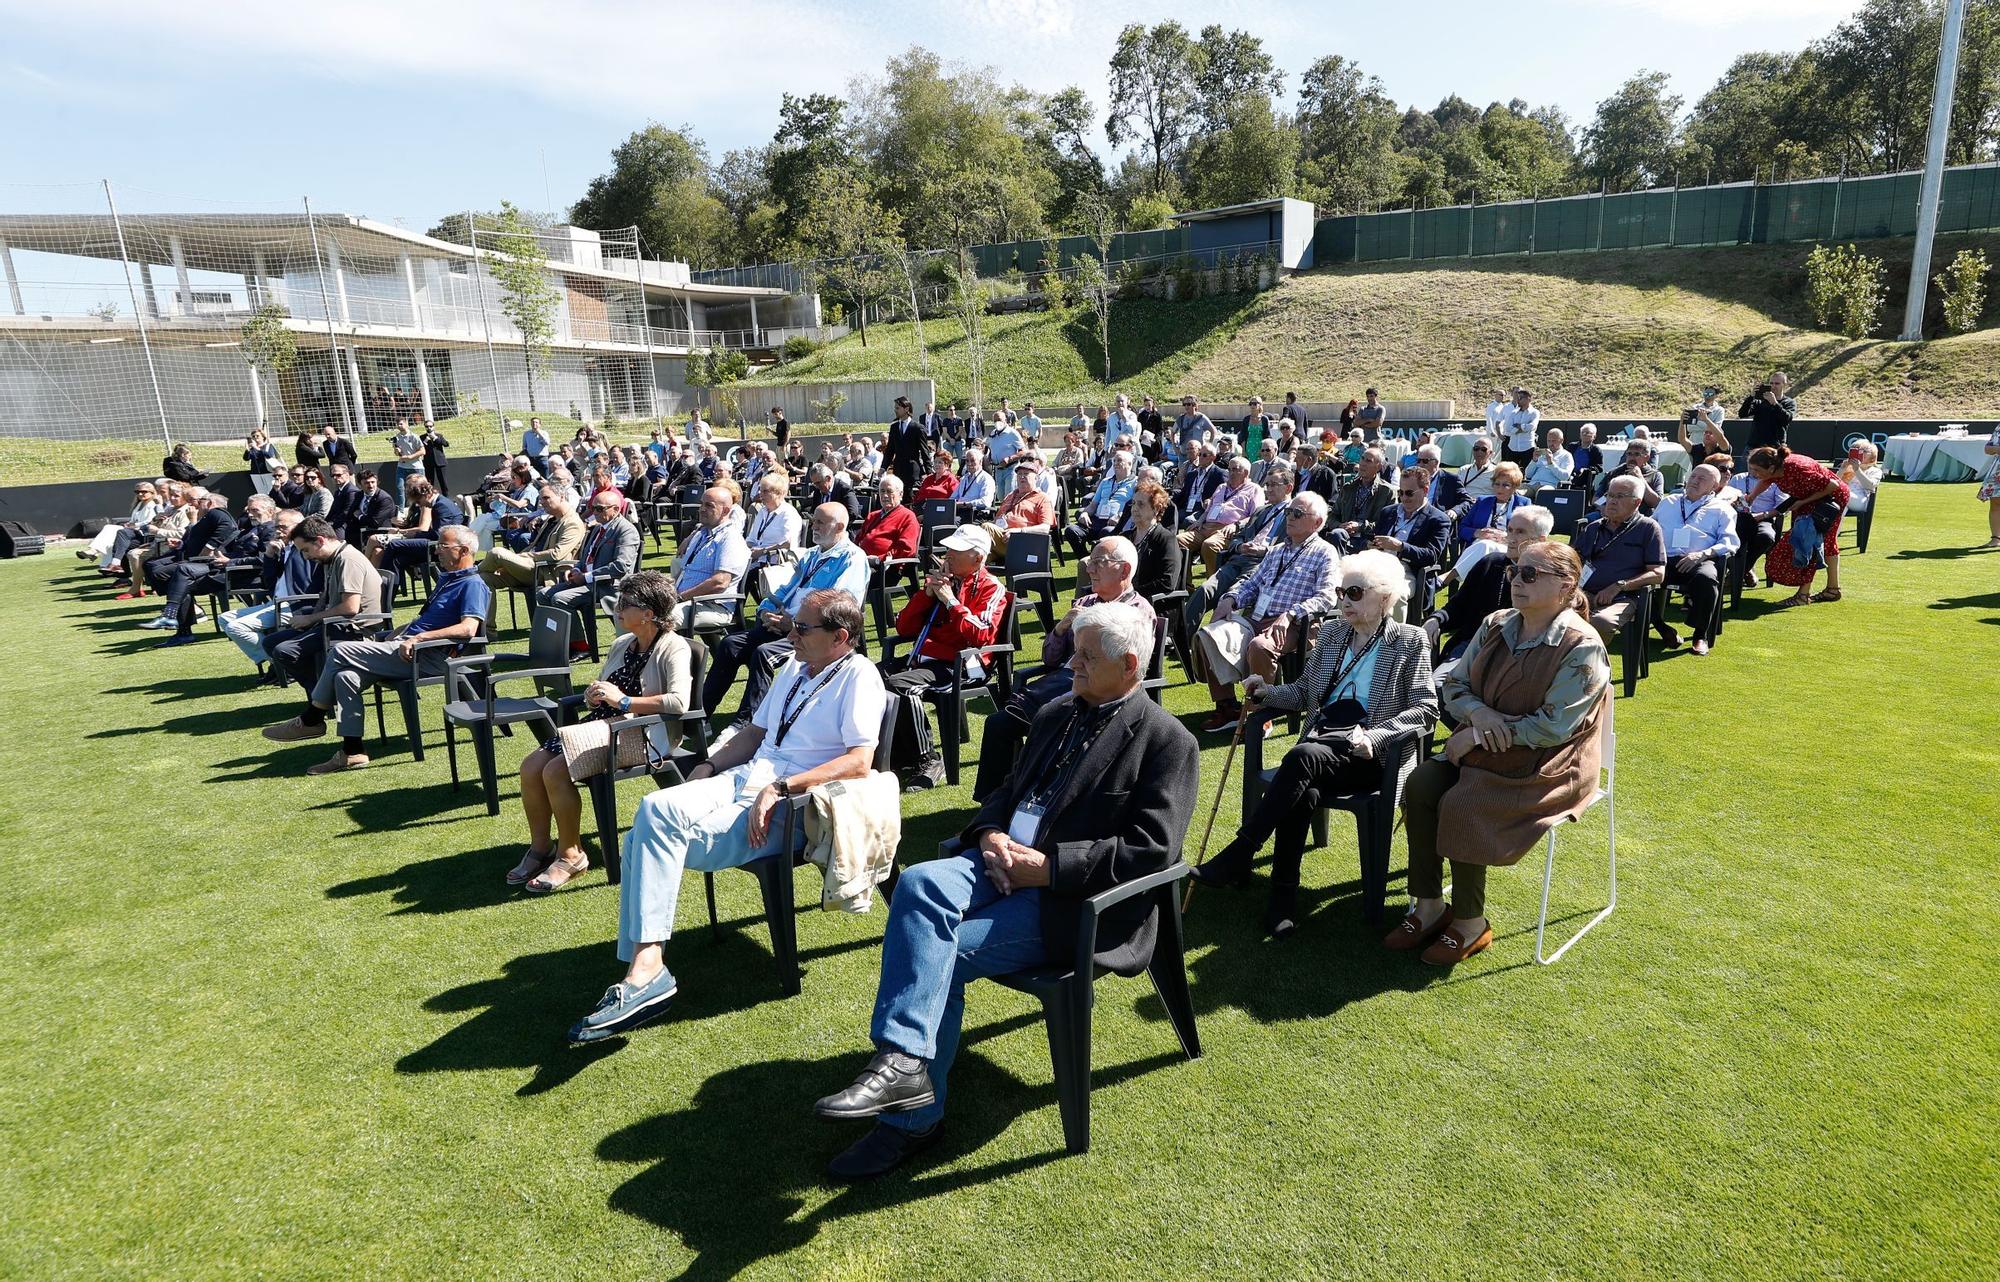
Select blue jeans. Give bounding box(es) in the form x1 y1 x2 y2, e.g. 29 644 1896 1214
871 848 1047 1132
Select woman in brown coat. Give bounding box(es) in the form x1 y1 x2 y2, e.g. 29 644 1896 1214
1394 539 1610 964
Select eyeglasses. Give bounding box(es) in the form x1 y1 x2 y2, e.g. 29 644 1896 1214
788 620 839 636
1505 563 1563 584
1472 445 1490 453
1335 584 1367 602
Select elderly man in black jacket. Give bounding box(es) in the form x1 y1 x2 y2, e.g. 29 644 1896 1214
139 489 241 633
814 601 1199 1179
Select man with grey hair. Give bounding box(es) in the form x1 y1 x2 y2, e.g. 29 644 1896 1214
262 524 491 775
1196 490 1340 733
815 599 1198 1180
1183 463 1294 655
138 487 239 633
975 535 1156 801
1572 474 1665 649
1650 463 1739 656
949 447 996 520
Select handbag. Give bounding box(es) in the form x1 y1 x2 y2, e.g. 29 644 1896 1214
1297 696 1367 756
556 715 653 784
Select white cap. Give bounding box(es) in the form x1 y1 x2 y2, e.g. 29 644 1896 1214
938 524 993 557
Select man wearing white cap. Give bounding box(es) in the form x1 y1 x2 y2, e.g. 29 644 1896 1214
887 524 1007 789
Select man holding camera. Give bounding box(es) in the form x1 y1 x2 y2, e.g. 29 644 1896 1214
1737 371 1795 451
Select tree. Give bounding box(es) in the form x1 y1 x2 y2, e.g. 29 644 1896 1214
240 302 300 426
1296 55 1403 213
1073 195 1118 384
483 200 560 414
1192 25 1282 135
1106 21 1204 193
1683 52 1806 182
849 48 1052 249
1581 71 1684 191
794 167 903 347
1809 0 1937 175
1026 86 1107 232
1183 94 1299 208
766 92 852 253
427 208 556 246
569 123 733 265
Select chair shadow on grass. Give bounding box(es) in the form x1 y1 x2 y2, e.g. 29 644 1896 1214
326 843 531 915
108 673 261 703
1887 543 1993 561
597 1038 1177 1281
86 702 287 740
1930 589 2000 613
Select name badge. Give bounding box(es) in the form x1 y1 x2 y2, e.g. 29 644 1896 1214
1671 527 1697 552
1008 802 1045 847
1253 589 1277 619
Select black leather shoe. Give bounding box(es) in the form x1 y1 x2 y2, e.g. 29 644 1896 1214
1264 888 1300 939
826 1121 941 1181
1189 851 1252 889
814 1050 936 1120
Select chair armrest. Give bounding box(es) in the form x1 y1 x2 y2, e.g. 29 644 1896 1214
1073 862 1191 973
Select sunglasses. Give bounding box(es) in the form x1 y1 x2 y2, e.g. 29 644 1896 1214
1505 563 1563 584
1335 584 1367 602
787 620 839 636
1285 507 1313 518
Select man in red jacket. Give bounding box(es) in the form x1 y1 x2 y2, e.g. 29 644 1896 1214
888 524 1007 790
855 474 920 561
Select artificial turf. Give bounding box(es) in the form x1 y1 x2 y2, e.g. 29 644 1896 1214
1 485 1995 1280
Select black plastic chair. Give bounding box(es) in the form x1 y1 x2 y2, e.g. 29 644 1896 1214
917 499 957 552
1241 715 1426 924
881 593 1019 786
1000 530 1058 636
866 555 921 649
576 639 714 879
1845 487 1878 555
441 607 576 816
1614 585 1653 697
369 612 491 762
931 839 1202 1156
686 700 896 997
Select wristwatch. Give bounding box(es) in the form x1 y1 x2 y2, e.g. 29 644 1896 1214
774 777 792 798
618 694 631 714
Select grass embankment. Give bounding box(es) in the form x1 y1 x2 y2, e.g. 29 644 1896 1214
0 485 1995 1279
750 232 2000 418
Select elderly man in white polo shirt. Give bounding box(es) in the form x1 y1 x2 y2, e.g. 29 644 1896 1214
570 588 886 1043
1649 463 1740 657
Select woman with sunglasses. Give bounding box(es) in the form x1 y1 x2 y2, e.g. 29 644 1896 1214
1191 550 1438 938
1395 540 1610 965
508 571 691 894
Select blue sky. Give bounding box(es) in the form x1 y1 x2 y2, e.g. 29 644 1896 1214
1 0 1868 233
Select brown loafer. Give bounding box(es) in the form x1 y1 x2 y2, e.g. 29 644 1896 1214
306 750 369 776
1383 908 1452 951
262 715 327 743
1421 924 1494 966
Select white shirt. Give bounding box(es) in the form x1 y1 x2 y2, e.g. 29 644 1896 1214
1502 405 1541 452
951 471 996 506
1654 492 1740 561
1458 462 1496 498
751 652 887 778
748 502 802 553
1484 399 1508 435
1523 449 1575 490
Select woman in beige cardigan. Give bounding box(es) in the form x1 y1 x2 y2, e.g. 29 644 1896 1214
1393 539 1610 965
510 570 691 894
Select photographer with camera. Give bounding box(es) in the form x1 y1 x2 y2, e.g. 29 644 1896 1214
1737 371 1794 451
1681 387 1733 470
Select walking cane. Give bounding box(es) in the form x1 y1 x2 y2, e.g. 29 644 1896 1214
1183 707 1252 912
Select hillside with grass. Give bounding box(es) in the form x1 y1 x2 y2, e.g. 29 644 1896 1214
746 232 2000 419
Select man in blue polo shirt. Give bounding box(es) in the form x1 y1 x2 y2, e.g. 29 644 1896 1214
704 502 870 727
265 524 492 775
671 485 750 631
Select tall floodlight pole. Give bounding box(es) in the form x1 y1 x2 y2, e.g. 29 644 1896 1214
1900 0 1969 341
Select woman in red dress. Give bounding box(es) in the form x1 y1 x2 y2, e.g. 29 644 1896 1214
1746 445 1849 606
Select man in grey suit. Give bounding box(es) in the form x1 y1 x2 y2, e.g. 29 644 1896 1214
537 495 640 642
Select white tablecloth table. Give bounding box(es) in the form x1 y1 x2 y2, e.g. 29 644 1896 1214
1430 429 1690 485
1882 432 1999 482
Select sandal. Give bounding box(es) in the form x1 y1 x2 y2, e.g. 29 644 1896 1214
524 852 589 895
1809 588 1842 603
505 847 555 886
1773 594 1812 610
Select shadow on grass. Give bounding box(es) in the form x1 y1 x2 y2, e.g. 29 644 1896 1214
327 843 531 915
598 1043 1178 1280
108 673 263 702
1887 544 1994 561
1930 589 2000 612
87 702 285 739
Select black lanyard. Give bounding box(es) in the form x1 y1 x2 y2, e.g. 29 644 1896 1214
1030 701 1112 806
773 653 852 749
1325 630 1383 705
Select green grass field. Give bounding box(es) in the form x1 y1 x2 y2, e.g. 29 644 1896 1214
2 485 1995 1280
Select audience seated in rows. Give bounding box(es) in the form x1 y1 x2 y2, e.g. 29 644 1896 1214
1196 489 1339 734
706 503 870 727
885 524 1007 789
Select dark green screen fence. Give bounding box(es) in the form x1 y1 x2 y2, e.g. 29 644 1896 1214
1308 162 2000 265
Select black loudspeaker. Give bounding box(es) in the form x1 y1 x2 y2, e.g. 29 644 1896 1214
0 520 47 558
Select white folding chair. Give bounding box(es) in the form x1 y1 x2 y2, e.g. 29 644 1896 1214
1535 699 1615 965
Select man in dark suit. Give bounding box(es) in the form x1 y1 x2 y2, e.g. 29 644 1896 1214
1412 448 1463 511
1171 442 1225 525
321 426 358 469
1369 474 1451 615
814 601 1199 1179
140 489 241 635
810 464 864 523
343 468 398 546
1291 444 1337 504
324 463 362 536
916 399 946 462
537 496 640 647
881 395 928 496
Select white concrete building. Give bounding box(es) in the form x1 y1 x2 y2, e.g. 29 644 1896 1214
0 211 820 442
